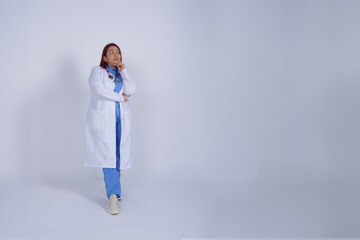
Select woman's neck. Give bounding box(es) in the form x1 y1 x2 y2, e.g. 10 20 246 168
107 64 116 70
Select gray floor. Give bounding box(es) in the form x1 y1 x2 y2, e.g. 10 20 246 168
1 167 360 240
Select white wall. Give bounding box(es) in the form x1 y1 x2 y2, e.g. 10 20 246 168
1 0 360 236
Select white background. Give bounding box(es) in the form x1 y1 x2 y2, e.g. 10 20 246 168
1 0 360 239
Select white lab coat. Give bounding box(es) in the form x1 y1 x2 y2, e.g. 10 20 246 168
84 65 136 169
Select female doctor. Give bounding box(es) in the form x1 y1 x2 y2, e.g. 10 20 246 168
84 43 136 215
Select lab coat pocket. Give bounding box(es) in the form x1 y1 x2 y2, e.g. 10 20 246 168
124 111 132 129
122 110 132 144
88 109 105 132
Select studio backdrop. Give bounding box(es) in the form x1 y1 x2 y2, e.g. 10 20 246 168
0 0 359 238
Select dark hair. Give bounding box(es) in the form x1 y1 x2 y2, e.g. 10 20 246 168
99 43 122 69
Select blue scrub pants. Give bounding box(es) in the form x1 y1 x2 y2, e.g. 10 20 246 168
102 117 121 199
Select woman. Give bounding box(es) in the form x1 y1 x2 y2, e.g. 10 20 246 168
84 43 136 215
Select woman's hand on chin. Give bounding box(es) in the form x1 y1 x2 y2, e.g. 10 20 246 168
116 61 126 72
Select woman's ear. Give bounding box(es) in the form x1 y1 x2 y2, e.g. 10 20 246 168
103 56 107 62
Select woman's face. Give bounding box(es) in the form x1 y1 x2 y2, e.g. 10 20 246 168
103 45 121 68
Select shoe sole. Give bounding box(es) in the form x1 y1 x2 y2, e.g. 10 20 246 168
108 209 120 215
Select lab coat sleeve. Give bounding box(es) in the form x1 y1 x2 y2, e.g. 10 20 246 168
88 66 125 102
120 68 136 95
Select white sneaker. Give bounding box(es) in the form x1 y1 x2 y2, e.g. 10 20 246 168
107 194 120 215
105 191 122 201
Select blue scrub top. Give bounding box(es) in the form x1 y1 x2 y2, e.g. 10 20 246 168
106 65 123 122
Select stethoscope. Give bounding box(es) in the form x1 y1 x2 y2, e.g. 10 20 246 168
105 67 121 83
